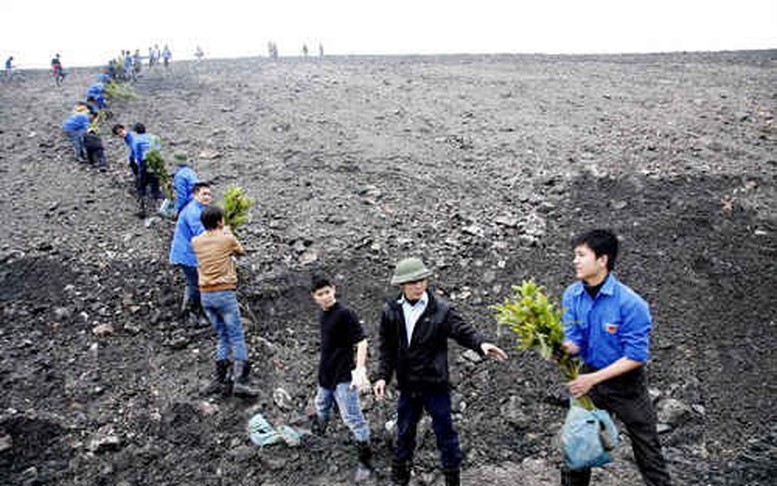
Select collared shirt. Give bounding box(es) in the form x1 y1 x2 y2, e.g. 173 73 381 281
399 291 428 346
168 200 205 266
562 273 652 369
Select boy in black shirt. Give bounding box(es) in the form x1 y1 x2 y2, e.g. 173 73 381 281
310 275 372 471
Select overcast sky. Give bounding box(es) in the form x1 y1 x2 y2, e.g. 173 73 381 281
2 0 775 68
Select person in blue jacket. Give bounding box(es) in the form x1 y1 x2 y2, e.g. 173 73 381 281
131 123 163 217
172 151 200 215
561 229 671 486
169 182 212 322
111 123 137 172
62 105 91 161
86 81 107 109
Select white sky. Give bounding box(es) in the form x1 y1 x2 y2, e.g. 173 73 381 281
2 0 775 68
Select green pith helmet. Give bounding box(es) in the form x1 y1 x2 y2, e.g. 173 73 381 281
391 257 433 285
173 151 189 163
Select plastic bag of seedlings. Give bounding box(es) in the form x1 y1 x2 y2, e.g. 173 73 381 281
562 402 618 470
158 198 176 219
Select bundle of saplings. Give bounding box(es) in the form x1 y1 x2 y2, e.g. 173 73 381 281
492 280 595 410
221 186 255 237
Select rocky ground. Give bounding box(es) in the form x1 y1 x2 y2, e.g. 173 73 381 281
0 51 775 485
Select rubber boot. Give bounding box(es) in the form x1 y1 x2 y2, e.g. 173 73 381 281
390 460 411 486
232 361 259 397
136 197 147 219
356 441 372 469
200 360 231 396
561 467 591 486
310 416 328 436
443 468 461 486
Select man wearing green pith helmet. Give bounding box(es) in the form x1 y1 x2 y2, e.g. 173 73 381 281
374 257 509 486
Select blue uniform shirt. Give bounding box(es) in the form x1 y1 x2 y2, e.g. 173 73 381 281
562 274 652 369
169 200 205 266
173 165 199 213
123 131 136 163
132 133 160 170
62 113 90 133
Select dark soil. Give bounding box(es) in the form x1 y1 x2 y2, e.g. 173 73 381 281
0 51 775 485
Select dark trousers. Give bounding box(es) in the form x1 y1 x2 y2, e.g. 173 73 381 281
395 389 462 469
135 168 162 199
86 146 106 167
562 367 672 486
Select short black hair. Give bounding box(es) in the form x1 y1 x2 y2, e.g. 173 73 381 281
200 205 224 230
571 229 619 271
133 122 146 134
193 182 210 194
111 124 125 135
310 274 333 292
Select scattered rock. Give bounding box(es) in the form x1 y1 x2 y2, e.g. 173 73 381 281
273 387 293 409
88 433 122 453
92 323 115 336
656 398 692 426
501 396 530 428
0 434 12 453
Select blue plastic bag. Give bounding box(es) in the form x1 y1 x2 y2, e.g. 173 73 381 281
562 403 618 469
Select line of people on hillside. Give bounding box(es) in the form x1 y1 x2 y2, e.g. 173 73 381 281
60 66 672 486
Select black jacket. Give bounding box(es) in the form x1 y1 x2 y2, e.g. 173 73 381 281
376 292 485 391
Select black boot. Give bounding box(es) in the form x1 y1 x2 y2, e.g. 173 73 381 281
443 467 460 486
356 441 372 469
390 460 411 486
561 467 591 486
200 360 231 396
310 416 328 436
136 197 147 218
232 361 259 397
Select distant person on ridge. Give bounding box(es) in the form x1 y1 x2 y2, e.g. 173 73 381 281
560 229 672 486
162 45 172 67
374 257 509 486
172 151 200 215
195 46 204 62
51 53 65 85
302 44 309 57
308 274 373 476
4 56 13 78
192 205 259 397
169 182 211 325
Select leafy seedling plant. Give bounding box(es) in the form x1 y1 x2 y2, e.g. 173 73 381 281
492 280 595 410
144 146 172 200
221 186 255 238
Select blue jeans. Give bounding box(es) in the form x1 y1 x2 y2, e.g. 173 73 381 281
179 264 200 307
64 129 86 160
395 389 462 469
201 290 247 362
315 383 370 442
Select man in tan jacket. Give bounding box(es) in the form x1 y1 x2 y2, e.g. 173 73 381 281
192 205 257 397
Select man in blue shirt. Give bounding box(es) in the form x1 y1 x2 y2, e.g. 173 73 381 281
112 124 137 172
172 151 199 215
561 229 671 486
130 123 163 217
169 182 212 324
